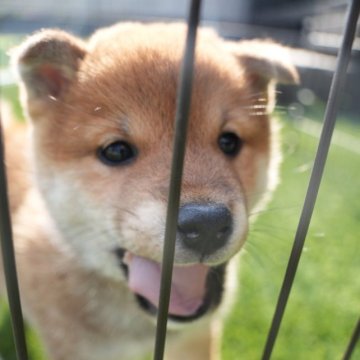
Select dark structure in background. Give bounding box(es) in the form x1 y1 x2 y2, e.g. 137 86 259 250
0 0 359 115
246 0 359 117
251 0 360 117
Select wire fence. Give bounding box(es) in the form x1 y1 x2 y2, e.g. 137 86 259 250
0 108 29 359
153 1 201 358
0 0 359 360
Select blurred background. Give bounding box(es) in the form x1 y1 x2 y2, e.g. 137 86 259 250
1 0 360 114
0 0 359 359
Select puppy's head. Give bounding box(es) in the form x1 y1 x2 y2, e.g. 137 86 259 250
13 23 298 323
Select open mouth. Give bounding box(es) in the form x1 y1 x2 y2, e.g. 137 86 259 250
115 248 225 322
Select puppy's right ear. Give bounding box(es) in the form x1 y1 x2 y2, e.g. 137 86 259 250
12 30 87 102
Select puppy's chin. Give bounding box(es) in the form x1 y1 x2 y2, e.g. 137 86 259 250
115 249 226 323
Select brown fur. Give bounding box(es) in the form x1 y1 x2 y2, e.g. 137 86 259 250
1 22 297 359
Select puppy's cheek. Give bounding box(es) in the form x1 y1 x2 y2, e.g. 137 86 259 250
119 200 166 261
230 200 249 251
36 175 123 278
246 155 271 211
237 150 271 214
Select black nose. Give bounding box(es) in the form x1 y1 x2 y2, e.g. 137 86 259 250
177 203 233 256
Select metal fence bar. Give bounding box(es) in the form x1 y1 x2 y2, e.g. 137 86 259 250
152 1 202 359
0 117 29 358
343 317 360 360
261 1 360 359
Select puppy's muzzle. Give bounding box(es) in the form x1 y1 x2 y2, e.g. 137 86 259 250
178 203 233 256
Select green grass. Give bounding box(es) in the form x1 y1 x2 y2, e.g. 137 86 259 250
1 85 23 120
222 116 360 359
1 41 359 358
0 301 45 360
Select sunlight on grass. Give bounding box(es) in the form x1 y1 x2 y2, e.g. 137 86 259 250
222 117 360 359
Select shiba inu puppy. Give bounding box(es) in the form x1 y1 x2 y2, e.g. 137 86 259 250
0 22 298 360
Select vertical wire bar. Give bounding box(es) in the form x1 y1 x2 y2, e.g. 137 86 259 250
342 317 360 360
0 118 29 358
261 1 360 359
153 1 202 359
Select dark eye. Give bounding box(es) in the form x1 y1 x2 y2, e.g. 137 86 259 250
218 132 243 157
98 141 137 166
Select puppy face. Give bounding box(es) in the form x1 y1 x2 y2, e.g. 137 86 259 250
14 23 297 322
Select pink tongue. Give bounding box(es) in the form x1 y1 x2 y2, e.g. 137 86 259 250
126 254 209 316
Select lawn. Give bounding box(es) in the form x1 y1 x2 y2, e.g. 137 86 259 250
1 52 359 359
222 115 360 359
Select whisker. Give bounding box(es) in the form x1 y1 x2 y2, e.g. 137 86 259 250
249 204 301 218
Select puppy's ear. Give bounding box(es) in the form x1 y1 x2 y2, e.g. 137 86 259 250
227 39 298 85
227 40 299 111
12 30 87 101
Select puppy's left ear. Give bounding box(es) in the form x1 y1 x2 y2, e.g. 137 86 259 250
227 40 299 108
